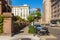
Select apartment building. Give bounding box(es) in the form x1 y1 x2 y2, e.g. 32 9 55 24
42 0 51 25
12 4 29 20
51 0 60 26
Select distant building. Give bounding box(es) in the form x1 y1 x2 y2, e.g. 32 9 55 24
12 4 29 20
42 0 51 25
42 0 60 26
51 0 60 26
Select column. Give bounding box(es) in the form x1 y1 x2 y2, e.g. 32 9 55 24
3 13 14 36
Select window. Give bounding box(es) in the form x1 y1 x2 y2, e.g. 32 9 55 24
58 9 59 12
54 11 57 13
51 0 56 2
54 6 56 9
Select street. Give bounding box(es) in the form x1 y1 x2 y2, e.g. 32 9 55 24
0 24 59 40
19 26 60 40
46 27 60 40
0 26 60 40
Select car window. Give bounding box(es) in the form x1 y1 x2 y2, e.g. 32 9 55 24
36 25 41 27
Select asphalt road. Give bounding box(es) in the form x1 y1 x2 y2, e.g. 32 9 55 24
46 27 60 40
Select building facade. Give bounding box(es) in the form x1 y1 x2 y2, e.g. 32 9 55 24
42 0 51 25
12 4 29 20
51 0 60 26
6 0 12 6
42 0 60 26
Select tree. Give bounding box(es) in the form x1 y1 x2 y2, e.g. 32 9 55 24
0 15 3 33
27 15 34 22
35 8 41 19
36 8 40 12
30 12 36 15
14 16 22 21
36 11 41 19
15 16 21 20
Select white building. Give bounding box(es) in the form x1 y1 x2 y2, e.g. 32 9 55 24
12 4 29 20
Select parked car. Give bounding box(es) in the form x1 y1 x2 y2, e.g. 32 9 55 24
50 23 56 27
35 24 49 35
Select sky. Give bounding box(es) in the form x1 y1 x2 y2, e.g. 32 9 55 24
12 0 43 13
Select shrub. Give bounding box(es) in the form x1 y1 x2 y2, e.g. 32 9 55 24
13 21 20 33
0 16 3 33
28 25 35 34
0 23 3 33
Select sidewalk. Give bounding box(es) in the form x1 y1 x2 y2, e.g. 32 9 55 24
49 27 60 30
19 26 42 40
19 35 40 40
0 34 20 40
19 26 57 40
0 34 56 40
19 26 41 40
0 26 57 40
0 26 29 40
20 26 29 35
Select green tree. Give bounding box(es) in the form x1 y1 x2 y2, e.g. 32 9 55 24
27 15 34 22
36 11 41 19
15 16 21 20
30 12 36 15
35 8 41 19
14 16 22 21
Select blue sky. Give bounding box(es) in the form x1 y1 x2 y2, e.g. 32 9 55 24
12 0 43 13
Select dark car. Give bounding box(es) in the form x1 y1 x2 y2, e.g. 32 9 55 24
42 27 49 35
35 24 42 30
35 24 49 35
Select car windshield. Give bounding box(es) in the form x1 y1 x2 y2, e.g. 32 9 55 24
36 25 41 27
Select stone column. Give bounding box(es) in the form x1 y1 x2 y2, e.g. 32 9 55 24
3 13 14 36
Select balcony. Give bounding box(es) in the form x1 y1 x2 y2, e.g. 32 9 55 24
51 0 59 6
